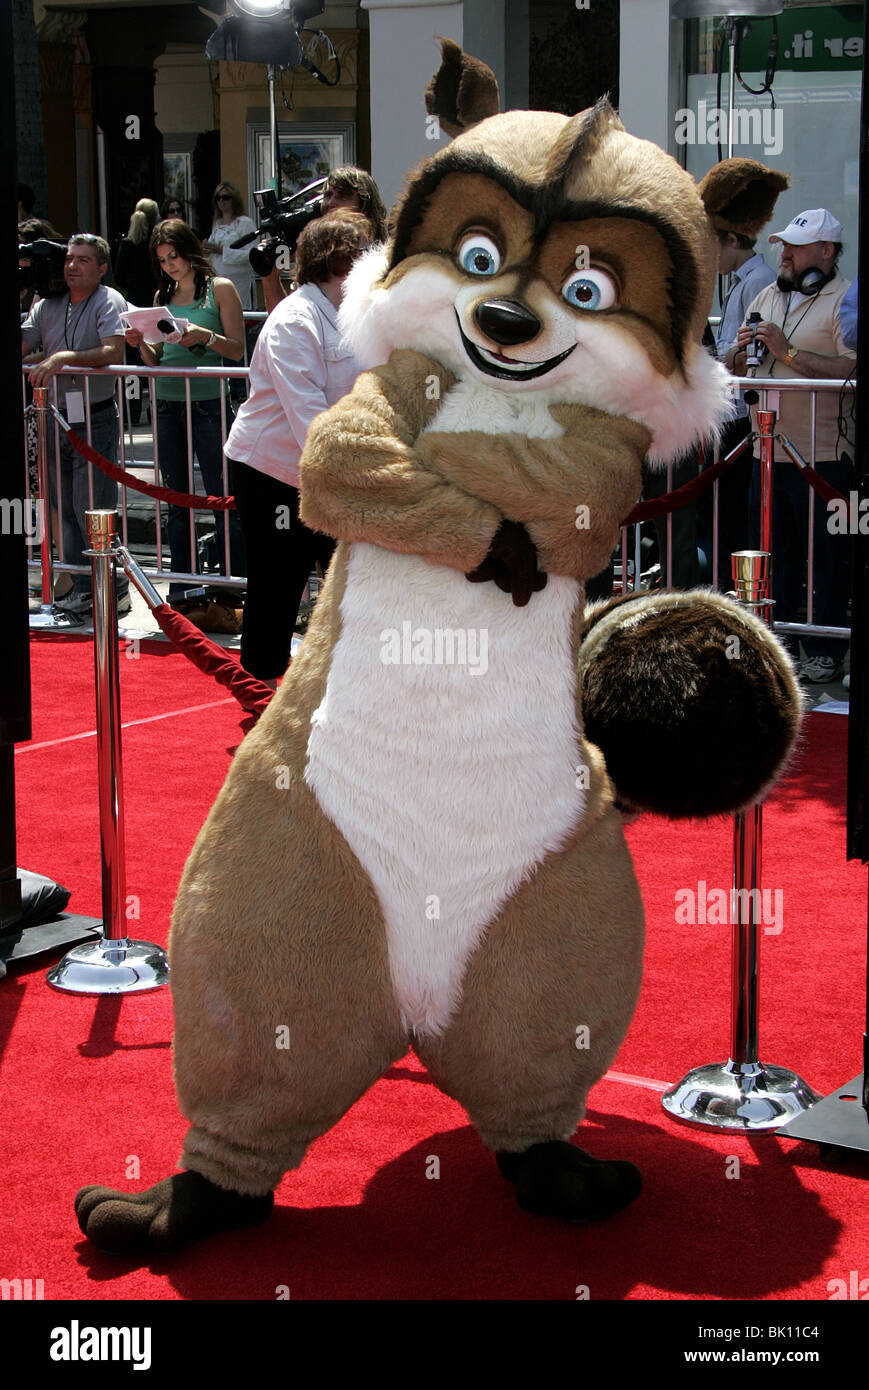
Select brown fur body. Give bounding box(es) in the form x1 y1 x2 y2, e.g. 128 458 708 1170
171 542 646 1193
78 44 802 1241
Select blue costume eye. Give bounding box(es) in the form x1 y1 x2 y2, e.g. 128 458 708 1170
458 234 501 276
562 268 617 311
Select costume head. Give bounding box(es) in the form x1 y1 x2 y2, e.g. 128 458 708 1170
339 40 776 465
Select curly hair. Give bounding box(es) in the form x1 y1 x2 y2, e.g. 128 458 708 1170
294 210 373 286
150 219 215 304
323 167 388 243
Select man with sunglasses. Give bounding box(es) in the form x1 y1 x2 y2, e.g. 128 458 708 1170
21 233 130 616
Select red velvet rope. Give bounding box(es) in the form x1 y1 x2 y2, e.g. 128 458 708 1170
151 603 274 716
621 440 849 526
622 442 744 525
796 464 849 506
64 425 236 510
63 421 848 524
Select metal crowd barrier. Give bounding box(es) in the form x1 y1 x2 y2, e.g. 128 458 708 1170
22 365 855 640
617 377 856 647
23 361 249 604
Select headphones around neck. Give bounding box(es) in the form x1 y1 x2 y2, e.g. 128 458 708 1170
790 265 836 295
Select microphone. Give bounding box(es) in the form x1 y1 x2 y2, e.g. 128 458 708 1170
228 230 259 250
157 317 206 357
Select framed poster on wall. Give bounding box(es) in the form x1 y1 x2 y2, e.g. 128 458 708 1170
246 122 355 208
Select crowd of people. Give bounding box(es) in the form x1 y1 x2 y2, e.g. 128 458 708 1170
19 161 860 685
17 170 380 646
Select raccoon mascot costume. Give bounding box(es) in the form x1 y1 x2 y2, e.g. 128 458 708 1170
77 42 801 1252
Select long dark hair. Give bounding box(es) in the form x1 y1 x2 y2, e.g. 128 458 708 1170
149 219 215 305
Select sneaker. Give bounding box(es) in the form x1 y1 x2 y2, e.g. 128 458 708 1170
800 655 845 684
55 589 132 618
55 589 93 616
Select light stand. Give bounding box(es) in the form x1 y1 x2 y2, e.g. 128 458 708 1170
267 64 281 198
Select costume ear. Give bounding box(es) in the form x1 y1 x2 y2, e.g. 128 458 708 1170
697 157 789 239
424 37 500 137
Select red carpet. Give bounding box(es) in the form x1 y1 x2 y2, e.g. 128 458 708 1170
4 634 867 1300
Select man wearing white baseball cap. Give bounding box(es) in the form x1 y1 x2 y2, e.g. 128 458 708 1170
728 207 856 684
769 207 844 248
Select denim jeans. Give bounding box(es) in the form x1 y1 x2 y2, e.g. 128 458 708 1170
155 396 246 599
47 403 127 599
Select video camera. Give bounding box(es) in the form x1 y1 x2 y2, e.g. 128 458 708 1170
230 178 327 277
19 238 68 299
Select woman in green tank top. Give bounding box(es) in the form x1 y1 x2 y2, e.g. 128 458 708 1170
123 219 246 603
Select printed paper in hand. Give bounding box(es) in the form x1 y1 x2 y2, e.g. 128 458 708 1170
120 308 192 344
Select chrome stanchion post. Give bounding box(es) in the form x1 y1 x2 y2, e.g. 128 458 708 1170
661 542 820 1129
47 510 169 994
757 409 773 553
29 385 79 629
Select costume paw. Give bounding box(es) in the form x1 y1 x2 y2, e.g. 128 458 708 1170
466 520 547 606
75 1171 274 1254
497 1141 642 1223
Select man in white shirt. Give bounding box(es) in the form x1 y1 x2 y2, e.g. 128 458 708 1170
226 212 371 682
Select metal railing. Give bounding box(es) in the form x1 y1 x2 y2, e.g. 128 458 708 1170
23 363 856 647
617 376 856 647
24 361 248 597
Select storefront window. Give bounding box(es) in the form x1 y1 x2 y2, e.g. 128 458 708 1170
680 4 862 281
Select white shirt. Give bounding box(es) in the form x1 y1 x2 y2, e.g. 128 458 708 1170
208 216 259 308
226 282 361 488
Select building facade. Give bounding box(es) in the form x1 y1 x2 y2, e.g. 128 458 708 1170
17 1 863 284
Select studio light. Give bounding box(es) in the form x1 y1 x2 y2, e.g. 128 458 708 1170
232 0 289 14
232 0 325 19
204 0 325 62
672 1 783 17
203 0 332 196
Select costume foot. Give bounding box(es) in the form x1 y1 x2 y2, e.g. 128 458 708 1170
75 1170 274 1254
497 1141 641 1223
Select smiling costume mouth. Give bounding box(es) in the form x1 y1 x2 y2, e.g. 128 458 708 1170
456 313 576 381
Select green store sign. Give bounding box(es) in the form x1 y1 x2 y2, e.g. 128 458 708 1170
730 4 863 72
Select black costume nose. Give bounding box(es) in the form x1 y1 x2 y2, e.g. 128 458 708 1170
474 298 542 347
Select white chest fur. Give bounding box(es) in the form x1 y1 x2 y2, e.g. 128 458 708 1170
304 380 583 1037
421 379 565 438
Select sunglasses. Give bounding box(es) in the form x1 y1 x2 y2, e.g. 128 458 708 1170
217 194 233 202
